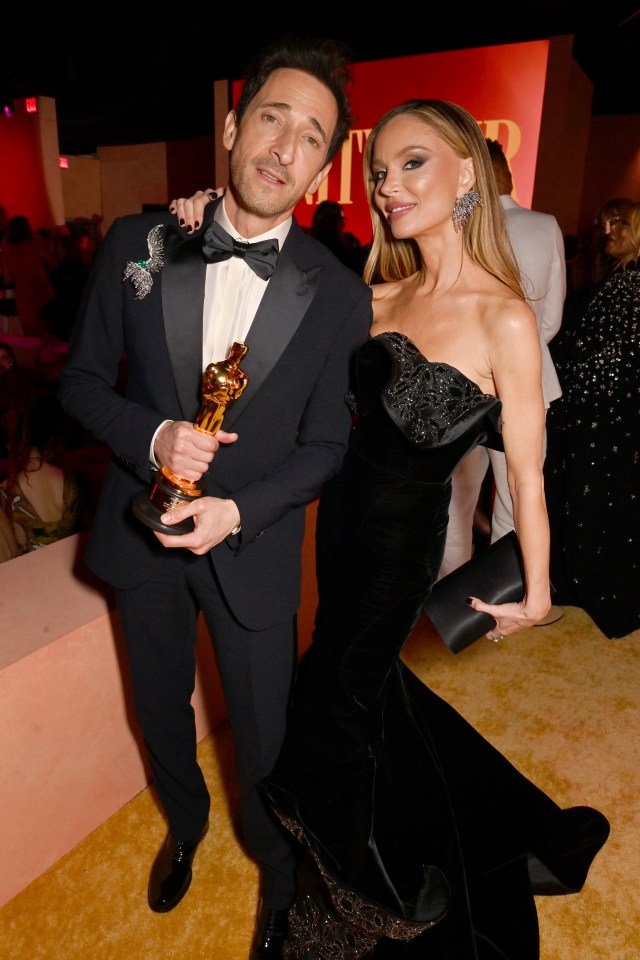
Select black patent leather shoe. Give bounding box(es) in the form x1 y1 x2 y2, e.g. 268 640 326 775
249 900 289 958
148 821 209 913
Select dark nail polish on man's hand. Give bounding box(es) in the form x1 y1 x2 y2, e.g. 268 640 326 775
179 219 185 226
194 221 200 230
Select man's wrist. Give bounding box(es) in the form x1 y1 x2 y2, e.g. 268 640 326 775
226 499 241 536
150 419 173 466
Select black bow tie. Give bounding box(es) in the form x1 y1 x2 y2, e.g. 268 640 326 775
201 221 280 280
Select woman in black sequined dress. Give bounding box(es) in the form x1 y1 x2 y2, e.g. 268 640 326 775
545 201 639 639
260 102 609 959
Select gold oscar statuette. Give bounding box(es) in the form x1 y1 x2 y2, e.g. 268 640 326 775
132 341 249 535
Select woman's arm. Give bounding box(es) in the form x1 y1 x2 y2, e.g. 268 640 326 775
469 300 552 638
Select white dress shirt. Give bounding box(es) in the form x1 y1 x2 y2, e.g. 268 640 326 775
202 203 291 369
150 202 291 465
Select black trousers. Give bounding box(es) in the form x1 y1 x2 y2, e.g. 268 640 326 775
116 551 298 909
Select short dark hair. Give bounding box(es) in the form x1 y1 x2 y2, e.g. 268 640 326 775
485 138 513 194
485 138 505 158
235 33 353 164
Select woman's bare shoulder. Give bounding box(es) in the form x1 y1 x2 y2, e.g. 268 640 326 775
481 283 536 336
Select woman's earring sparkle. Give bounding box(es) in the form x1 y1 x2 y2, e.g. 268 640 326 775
452 190 482 232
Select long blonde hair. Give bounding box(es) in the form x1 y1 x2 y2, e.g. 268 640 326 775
362 99 524 299
608 199 640 268
628 202 640 263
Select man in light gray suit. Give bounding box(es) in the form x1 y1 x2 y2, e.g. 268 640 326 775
439 139 565 602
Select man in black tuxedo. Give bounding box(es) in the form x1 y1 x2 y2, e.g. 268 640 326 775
59 35 371 958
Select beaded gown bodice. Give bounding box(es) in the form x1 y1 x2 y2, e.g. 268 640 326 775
348 332 503 482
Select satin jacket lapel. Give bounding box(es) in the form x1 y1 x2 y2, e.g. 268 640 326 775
222 250 323 432
162 225 206 420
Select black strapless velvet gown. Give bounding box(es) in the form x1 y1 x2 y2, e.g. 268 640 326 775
261 333 609 960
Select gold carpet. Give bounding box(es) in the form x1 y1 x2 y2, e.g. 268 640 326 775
3 606 638 960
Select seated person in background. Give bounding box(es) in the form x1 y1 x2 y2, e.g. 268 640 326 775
0 506 18 562
0 368 88 553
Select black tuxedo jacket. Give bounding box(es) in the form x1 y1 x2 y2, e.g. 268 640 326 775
59 201 372 629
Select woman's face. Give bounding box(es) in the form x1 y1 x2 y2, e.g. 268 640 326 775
599 211 635 263
369 114 470 241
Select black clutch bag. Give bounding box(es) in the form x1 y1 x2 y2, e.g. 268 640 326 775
423 530 525 654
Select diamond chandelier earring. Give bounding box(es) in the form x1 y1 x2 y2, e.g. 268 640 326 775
452 190 482 232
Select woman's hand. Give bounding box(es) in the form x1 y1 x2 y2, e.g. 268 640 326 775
468 596 552 642
169 188 225 233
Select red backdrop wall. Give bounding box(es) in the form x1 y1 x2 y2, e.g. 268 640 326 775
0 99 55 230
232 40 550 247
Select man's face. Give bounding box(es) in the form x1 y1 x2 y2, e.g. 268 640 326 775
224 68 338 224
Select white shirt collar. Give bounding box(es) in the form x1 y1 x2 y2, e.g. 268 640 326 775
217 199 292 248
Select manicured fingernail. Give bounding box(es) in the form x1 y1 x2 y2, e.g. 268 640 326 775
208 192 217 200
186 225 193 233
465 597 473 605
179 218 185 226
194 220 200 230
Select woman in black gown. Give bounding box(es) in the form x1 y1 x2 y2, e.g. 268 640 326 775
545 200 640 639
260 101 609 959
172 100 609 960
